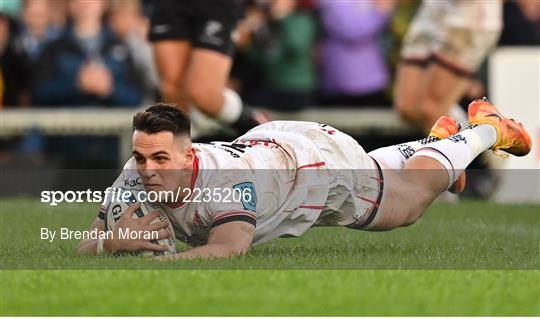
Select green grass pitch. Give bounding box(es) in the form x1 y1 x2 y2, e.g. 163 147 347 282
1 198 539 315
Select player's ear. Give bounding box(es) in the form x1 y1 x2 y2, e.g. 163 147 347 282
184 145 195 165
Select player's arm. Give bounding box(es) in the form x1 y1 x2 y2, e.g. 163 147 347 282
156 220 255 261
76 217 105 256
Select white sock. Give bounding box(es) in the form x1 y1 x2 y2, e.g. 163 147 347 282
368 135 442 169
217 88 243 124
410 124 497 188
449 104 469 127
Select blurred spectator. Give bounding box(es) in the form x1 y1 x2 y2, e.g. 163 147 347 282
109 0 159 104
499 0 540 45
228 4 266 97
0 13 31 107
19 0 61 62
317 0 394 107
0 0 22 17
1 0 62 107
0 15 8 107
48 0 69 30
242 0 317 111
32 0 143 107
384 0 420 89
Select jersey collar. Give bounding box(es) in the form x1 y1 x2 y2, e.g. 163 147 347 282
166 153 200 209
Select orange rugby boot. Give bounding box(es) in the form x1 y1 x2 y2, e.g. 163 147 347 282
468 97 532 157
429 115 461 139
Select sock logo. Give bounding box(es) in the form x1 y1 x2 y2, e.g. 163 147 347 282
448 134 467 144
398 144 415 159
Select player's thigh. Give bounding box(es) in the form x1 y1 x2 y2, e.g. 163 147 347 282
147 0 193 91
184 48 233 113
153 41 192 87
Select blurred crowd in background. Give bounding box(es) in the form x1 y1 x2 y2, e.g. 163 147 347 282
1 0 540 184
1 0 540 111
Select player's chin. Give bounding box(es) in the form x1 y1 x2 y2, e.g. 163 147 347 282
144 184 162 193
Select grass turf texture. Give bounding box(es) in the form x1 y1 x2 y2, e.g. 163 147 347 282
1 270 538 316
1 198 539 315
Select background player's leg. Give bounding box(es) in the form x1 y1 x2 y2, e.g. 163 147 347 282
418 62 471 132
153 40 192 112
393 62 428 128
185 48 266 133
184 48 233 118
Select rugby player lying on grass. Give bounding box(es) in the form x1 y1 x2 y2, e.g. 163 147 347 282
77 101 531 260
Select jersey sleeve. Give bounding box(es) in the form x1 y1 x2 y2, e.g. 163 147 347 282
204 171 258 228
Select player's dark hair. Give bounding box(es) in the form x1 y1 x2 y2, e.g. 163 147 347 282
133 103 191 138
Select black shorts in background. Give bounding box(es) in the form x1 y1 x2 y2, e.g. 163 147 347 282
146 0 245 56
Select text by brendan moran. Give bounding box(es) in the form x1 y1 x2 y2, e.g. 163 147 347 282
40 227 159 243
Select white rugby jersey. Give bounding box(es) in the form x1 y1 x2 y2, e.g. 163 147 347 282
99 121 382 246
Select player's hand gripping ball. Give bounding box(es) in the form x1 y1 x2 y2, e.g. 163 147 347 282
104 189 176 256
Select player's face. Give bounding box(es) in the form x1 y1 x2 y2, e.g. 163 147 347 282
132 131 194 197
69 0 107 22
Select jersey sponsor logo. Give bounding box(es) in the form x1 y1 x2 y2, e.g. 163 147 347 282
124 176 142 188
110 204 122 223
233 182 257 212
123 189 145 218
209 142 250 158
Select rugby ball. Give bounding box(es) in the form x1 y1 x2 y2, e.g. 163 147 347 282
104 188 176 256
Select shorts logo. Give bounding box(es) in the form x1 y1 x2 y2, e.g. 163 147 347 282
233 182 257 212
152 24 170 34
200 20 223 46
